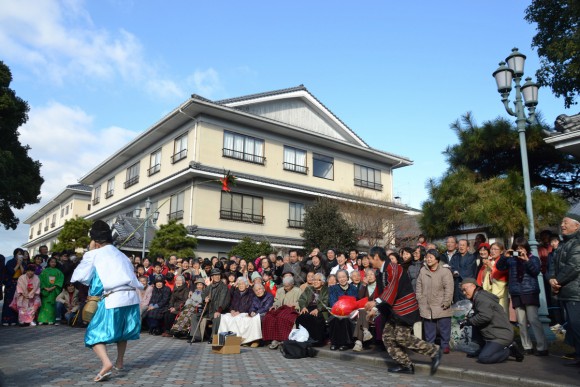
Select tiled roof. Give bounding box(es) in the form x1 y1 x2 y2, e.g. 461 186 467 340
555 113 580 133
66 184 92 192
190 162 417 212
113 215 157 250
187 225 304 247
213 85 369 147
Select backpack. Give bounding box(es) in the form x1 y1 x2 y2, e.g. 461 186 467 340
279 339 316 359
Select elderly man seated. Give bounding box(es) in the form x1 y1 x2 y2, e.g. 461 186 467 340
262 267 302 349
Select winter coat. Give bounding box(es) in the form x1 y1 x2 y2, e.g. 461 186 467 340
328 283 358 307
407 260 423 291
496 254 541 296
147 285 171 319
201 281 230 315
229 288 255 313
250 292 274 316
467 288 514 346
449 252 477 280
298 285 330 319
168 284 189 311
551 229 580 302
416 264 454 320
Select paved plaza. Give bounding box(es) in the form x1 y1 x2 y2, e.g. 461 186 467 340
0 324 486 387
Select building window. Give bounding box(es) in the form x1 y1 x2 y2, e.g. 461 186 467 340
171 134 188 164
220 192 264 224
313 153 334 180
354 164 383 190
124 162 140 188
37 223 41 235
283 146 308 174
148 148 162 176
222 131 265 165
44 218 49 231
105 177 115 198
30 226 34 239
168 191 185 221
93 185 101 205
288 202 305 228
87 204 91 211
65 205 69 215
60 208 64 217
51 214 56 228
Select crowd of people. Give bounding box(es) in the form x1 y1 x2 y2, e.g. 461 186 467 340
1 213 579 375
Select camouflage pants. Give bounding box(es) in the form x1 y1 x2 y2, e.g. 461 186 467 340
382 320 439 367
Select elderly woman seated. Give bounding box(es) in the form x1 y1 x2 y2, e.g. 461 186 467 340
219 281 274 347
144 276 171 335
173 278 206 339
162 275 189 337
295 272 329 346
262 269 302 349
328 269 358 350
352 268 383 351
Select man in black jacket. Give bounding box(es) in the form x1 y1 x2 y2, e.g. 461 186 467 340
460 278 523 364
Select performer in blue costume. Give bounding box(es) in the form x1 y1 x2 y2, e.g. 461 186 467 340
71 220 143 382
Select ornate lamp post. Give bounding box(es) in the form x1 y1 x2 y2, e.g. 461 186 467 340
134 197 160 259
493 48 553 338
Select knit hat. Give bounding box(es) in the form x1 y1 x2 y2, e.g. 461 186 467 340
460 278 478 287
210 268 222 276
250 271 262 281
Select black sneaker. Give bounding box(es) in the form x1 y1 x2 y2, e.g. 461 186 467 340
509 342 525 362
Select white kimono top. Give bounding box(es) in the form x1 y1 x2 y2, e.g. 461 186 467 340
71 245 143 309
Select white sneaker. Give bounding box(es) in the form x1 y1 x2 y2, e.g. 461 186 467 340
353 340 363 352
48 322 54 325
30 322 37 326
269 340 280 349
1 323 8 327
362 328 373 342
54 322 59 326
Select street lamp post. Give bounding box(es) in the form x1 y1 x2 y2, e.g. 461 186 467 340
493 48 553 339
134 197 160 259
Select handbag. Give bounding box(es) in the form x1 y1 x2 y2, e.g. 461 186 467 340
82 296 102 323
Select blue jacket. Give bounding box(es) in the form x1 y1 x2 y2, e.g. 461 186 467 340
449 252 477 280
496 254 541 295
328 283 358 307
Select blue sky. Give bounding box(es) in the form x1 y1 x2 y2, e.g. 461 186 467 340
0 0 574 256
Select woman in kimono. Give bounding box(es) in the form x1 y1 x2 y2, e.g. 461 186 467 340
38 257 64 324
71 220 143 383
16 264 41 326
2 248 25 326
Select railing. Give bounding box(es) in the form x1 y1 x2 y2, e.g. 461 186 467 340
105 190 114 198
148 164 161 176
222 148 266 165
288 219 304 228
50 222 55 228
354 178 383 191
37 230 40 235
93 197 100 205
220 209 264 224
44 226 48 231
283 162 308 174
167 210 184 221
171 149 187 164
124 176 139 189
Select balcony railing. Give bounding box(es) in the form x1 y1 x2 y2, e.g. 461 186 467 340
283 162 308 174
105 190 114 198
44 226 48 231
148 164 161 176
222 148 266 165
288 219 304 228
220 209 264 224
29 234 33 239
124 176 139 189
171 149 187 164
167 210 184 221
354 178 383 191
37 230 41 235
50 222 55 228
93 197 100 205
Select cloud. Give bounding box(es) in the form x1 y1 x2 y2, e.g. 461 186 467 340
0 0 185 100
187 68 224 98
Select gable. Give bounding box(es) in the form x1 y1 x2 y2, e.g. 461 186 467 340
220 87 368 147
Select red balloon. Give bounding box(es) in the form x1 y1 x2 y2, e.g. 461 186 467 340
331 296 368 316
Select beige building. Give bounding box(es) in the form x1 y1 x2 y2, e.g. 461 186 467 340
22 184 92 255
78 85 413 257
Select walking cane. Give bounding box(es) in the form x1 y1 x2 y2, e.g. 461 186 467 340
190 285 211 345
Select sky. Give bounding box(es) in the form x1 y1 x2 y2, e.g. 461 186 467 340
0 0 575 256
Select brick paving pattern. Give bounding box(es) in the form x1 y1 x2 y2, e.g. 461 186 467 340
0 325 485 387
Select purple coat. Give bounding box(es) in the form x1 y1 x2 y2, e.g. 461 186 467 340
230 288 254 313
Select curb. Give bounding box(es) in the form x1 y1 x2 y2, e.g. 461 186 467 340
314 348 575 387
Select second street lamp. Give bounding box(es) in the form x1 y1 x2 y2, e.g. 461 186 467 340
492 47 551 339
135 197 159 259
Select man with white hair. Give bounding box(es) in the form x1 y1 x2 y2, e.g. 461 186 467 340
550 214 580 366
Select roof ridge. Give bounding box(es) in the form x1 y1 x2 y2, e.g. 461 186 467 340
214 85 307 105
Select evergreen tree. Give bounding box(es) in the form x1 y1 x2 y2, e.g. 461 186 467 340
301 198 357 252
228 237 272 261
52 216 92 252
148 220 197 259
0 61 44 229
